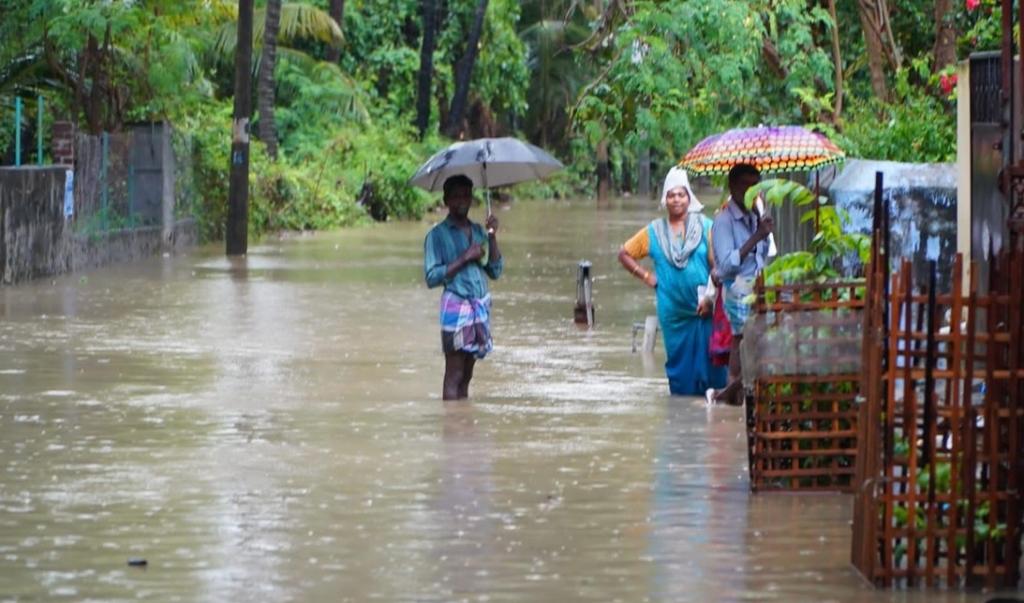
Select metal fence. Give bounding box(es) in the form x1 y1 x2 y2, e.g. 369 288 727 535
71 123 193 238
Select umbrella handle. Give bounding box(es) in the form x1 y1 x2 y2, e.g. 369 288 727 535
483 162 494 233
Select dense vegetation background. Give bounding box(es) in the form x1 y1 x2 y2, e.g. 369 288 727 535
0 0 1002 240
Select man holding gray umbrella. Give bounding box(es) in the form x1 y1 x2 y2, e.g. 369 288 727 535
423 175 502 400
414 137 562 400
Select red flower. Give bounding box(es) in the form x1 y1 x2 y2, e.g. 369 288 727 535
966 0 980 11
940 73 958 95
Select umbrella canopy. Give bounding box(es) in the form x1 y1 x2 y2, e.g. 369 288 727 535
679 125 844 177
409 137 564 192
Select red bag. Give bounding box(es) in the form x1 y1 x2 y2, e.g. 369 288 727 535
709 293 732 367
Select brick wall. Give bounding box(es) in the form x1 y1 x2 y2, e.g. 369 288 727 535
51 121 75 166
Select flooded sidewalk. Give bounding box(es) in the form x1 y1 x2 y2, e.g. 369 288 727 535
0 200 1007 601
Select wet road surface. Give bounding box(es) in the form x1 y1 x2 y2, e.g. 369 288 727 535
0 199 1017 601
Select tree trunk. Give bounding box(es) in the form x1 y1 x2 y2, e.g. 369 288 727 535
637 144 650 198
416 0 438 139
827 0 843 121
857 0 890 100
227 0 254 256
596 138 611 205
326 0 345 63
444 0 488 138
257 0 281 159
933 0 957 73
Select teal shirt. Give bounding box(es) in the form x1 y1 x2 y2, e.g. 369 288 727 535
424 216 503 299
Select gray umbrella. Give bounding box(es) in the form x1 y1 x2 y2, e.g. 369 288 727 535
409 137 564 215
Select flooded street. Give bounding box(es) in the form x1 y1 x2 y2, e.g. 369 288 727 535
0 199 1014 602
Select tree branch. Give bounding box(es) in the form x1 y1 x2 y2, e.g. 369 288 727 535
827 0 843 120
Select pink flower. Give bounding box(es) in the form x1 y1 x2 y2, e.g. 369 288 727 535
966 0 980 11
940 73 958 95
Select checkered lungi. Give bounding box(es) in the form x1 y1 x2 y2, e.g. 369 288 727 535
440 291 493 359
723 276 754 335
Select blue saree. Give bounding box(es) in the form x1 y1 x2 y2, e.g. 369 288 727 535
648 217 727 396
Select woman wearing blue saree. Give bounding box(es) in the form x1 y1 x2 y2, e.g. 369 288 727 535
618 167 726 396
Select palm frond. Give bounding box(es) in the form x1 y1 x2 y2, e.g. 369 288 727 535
277 50 370 124
215 2 342 58
276 3 343 47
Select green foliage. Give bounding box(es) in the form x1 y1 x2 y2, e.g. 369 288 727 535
343 0 527 129
957 0 1011 56
835 62 956 163
748 179 870 285
572 0 836 163
518 17 591 152
1 0 534 240
573 0 764 158
0 0 974 238
213 2 343 58
470 0 529 119
175 97 433 241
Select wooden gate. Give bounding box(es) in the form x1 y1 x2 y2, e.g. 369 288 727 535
851 253 1023 588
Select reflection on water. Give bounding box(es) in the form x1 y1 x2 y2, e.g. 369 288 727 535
0 199 1017 601
648 403 750 600
430 403 496 600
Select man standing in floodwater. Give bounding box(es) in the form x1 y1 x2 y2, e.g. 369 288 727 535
707 163 773 406
424 174 503 400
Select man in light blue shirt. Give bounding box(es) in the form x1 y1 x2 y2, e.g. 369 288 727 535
708 164 773 406
424 175 502 400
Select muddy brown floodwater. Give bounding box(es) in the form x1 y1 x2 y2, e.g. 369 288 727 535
1 198 1018 602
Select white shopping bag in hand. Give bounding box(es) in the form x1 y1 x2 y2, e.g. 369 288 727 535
754 195 777 258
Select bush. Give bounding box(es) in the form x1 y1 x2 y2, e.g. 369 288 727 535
832 66 956 164
172 100 442 242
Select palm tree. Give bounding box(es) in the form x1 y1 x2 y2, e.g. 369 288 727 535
257 0 282 159
326 0 345 63
416 0 439 139
518 18 588 152
227 0 254 256
215 2 342 158
444 0 488 138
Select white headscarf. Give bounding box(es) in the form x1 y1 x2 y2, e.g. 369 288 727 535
652 166 706 269
659 166 704 213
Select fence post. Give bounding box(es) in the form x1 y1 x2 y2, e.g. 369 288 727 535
127 162 134 223
101 132 109 231
161 122 175 248
14 97 21 166
36 95 43 165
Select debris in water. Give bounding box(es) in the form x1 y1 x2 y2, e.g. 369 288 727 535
127 557 147 567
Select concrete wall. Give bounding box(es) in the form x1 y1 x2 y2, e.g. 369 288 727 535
0 166 72 284
70 219 196 274
0 166 196 285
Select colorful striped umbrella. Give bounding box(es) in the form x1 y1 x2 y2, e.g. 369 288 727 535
678 125 844 176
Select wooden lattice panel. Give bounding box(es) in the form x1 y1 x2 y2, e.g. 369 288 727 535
746 280 866 492
750 374 859 492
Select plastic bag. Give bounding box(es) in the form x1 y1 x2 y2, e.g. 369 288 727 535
710 292 732 367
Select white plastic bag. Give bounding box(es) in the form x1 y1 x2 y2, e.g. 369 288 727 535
754 196 777 258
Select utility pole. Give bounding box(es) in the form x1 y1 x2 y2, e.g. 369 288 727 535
227 0 254 256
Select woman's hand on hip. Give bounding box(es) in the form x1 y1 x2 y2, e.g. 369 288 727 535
643 272 657 288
